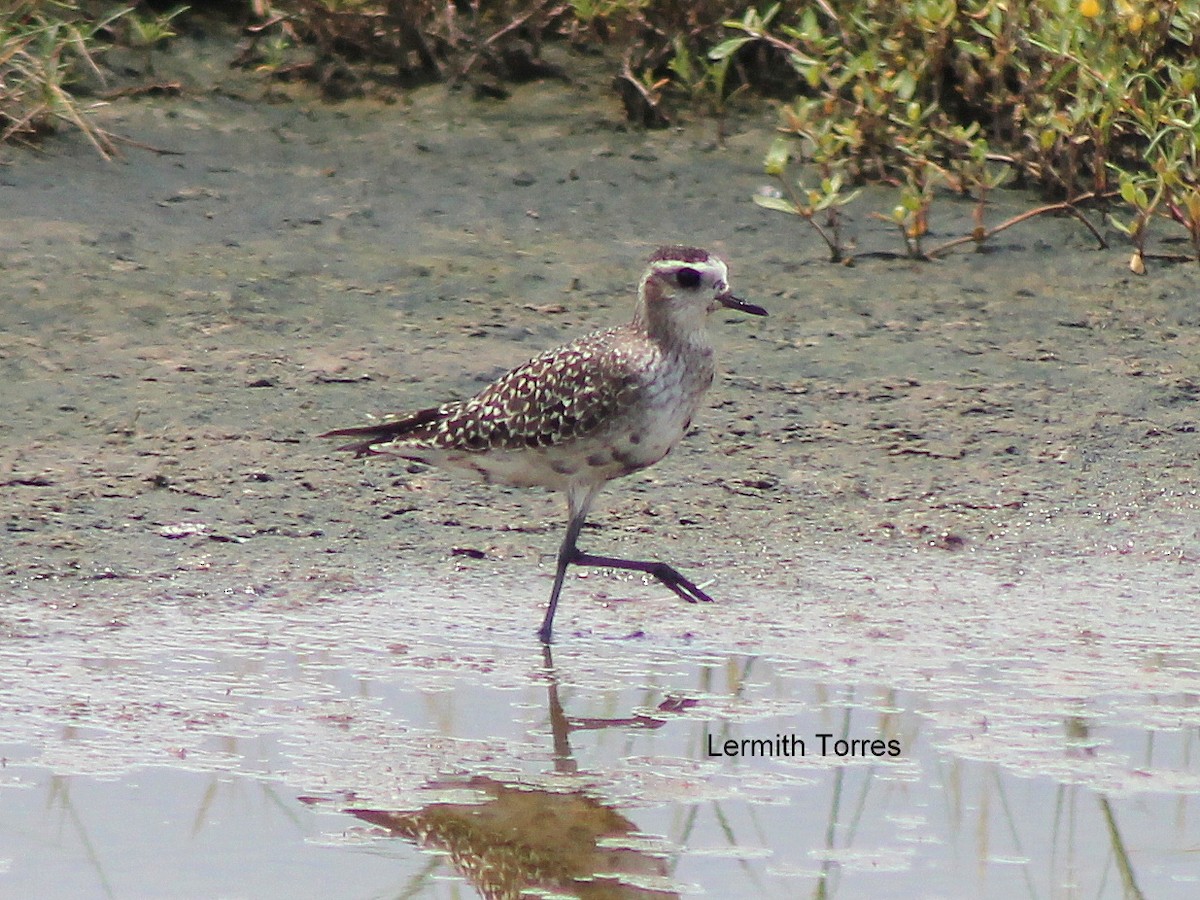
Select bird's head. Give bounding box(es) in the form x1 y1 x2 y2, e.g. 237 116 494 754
636 246 766 338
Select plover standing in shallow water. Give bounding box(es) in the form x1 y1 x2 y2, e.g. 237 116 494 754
321 246 767 642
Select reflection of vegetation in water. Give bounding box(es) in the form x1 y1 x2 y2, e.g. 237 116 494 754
660 662 1180 899
342 652 1182 898
46 771 119 899
40 767 301 898
1099 795 1146 900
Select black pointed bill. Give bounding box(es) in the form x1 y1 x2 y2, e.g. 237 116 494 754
717 292 768 316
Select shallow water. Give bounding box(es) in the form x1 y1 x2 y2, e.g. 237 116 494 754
3 560 1198 899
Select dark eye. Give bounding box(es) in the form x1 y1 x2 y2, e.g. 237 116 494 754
675 267 701 289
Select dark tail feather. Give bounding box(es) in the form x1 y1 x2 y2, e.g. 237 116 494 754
319 406 444 457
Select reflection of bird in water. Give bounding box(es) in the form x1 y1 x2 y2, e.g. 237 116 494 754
351 776 679 900
321 247 765 642
347 646 688 899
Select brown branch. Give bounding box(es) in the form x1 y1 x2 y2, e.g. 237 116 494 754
925 193 1110 259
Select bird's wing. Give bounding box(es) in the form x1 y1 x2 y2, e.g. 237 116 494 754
439 328 655 451
320 328 656 456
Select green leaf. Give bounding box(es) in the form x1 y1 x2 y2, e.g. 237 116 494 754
894 70 917 103
815 188 861 211
753 194 801 215
708 36 754 61
764 137 791 175
669 37 694 82
801 6 819 38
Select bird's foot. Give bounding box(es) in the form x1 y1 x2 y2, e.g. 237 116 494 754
571 551 715 605
650 563 715 604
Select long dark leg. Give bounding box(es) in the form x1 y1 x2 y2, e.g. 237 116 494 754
537 484 712 644
538 502 590 644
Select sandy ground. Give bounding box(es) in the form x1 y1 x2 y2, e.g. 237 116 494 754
2 26 1199 897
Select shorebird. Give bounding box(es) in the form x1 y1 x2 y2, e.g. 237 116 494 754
321 246 766 642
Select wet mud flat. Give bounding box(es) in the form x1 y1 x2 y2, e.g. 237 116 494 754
2 32 1199 899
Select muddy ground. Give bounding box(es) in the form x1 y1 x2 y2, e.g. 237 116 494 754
3 30 1197 633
